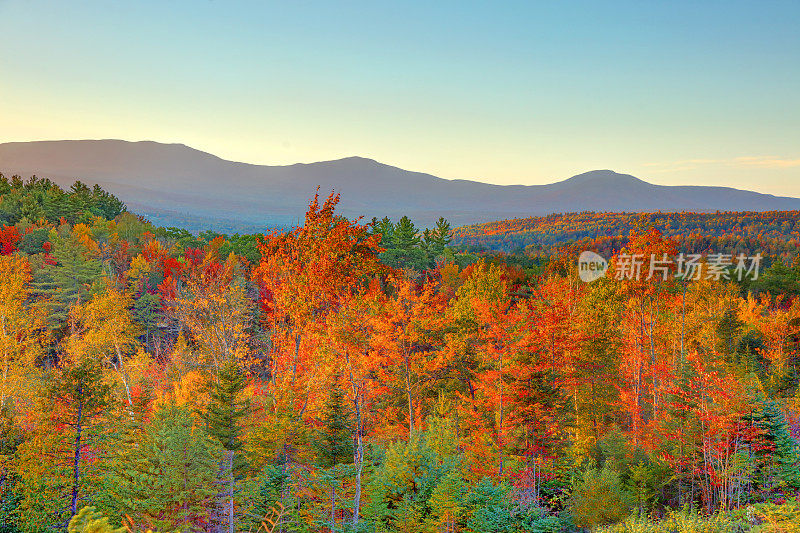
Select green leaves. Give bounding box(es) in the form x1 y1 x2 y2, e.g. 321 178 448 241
752 398 800 489
0 176 125 228
31 234 104 330
316 379 353 469
375 215 453 271
108 404 221 531
203 359 250 451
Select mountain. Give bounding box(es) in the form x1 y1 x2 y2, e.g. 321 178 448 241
1 139 798 232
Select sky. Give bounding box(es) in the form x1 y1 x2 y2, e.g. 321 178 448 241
1 1 798 195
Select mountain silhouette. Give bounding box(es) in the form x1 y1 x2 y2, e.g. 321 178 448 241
1 140 798 231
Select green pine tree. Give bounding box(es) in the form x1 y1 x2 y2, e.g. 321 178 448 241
430 217 452 258
316 380 353 533
202 359 251 533
108 404 221 531
381 216 431 271
0 408 23 533
392 216 421 252
32 235 104 331
14 357 115 527
318 380 353 469
370 216 394 248
753 398 800 489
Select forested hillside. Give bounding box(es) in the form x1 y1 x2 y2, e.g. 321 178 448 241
2 176 800 532
453 211 800 259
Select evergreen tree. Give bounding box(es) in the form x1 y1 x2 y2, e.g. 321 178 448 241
202 359 251 533
17 228 50 255
381 216 431 271
90 184 125 220
32 235 103 331
95 385 153 521
392 216 421 252
109 404 221 531
753 260 800 297
318 380 353 469
204 359 250 458
716 307 743 361
370 216 394 248
752 398 800 489
316 380 353 533
42 189 68 225
0 408 23 533
429 217 452 258
57 358 115 522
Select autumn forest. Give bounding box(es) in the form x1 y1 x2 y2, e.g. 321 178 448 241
2 175 800 533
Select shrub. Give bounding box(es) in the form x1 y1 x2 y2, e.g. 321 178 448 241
67 507 125 533
753 497 800 532
571 465 632 529
518 509 573 533
597 507 750 533
464 478 515 533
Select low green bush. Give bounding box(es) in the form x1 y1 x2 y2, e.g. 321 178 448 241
571 466 632 529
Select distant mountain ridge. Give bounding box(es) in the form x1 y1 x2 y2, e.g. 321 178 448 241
1 139 798 232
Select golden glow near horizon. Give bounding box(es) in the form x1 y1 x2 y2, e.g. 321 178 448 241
1 1 798 196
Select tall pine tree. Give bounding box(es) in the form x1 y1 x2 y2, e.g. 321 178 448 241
202 358 250 533
317 378 353 532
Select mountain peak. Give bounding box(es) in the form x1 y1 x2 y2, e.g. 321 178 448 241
321 155 384 167
561 169 646 185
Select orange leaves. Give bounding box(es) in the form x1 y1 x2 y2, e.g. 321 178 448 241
323 284 379 383
449 264 579 476
154 370 206 410
658 349 751 511
72 223 99 253
610 226 678 285
211 191 390 478
10 185 800 516
750 297 800 394
255 191 383 328
253 192 385 424
507 277 585 455
369 275 446 437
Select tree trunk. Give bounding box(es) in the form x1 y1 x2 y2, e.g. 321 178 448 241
330 478 336 533
405 357 414 436
1 357 7 411
352 391 363 527
291 333 301 380
680 281 687 370
228 450 235 533
648 297 658 420
113 342 133 407
70 392 84 520
498 348 504 478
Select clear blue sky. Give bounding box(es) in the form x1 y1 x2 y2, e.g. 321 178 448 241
1 0 798 194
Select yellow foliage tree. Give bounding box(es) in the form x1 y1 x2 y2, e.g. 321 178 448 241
0 254 47 411
170 253 252 373
77 284 141 406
